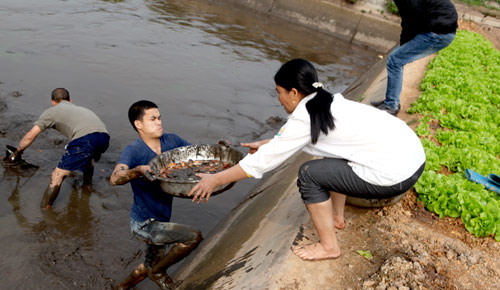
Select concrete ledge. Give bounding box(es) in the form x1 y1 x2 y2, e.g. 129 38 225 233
343 56 387 102
211 0 400 52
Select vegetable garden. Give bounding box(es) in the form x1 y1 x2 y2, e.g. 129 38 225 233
409 30 500 241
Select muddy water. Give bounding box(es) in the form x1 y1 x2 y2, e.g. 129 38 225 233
0 0 378 288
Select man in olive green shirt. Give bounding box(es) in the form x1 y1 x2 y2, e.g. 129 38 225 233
13 88 109 208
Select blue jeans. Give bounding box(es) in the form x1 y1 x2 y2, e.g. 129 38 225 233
384 32 456 110
58 132 110 172
130 218 201 268
130 218 200 245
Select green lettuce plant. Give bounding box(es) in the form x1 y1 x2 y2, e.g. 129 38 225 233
409 30 500 241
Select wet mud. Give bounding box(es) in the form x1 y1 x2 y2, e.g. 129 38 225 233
0 0 378 288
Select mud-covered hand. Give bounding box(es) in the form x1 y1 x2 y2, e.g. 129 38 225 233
188 173 221 204
4 145 22 163
137 165 152 177
12 149 24 162
140 166 154 182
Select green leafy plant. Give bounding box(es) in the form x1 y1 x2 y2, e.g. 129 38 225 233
415 115 431 137
356 250 373 259
385 0 399 15
410 30 500 241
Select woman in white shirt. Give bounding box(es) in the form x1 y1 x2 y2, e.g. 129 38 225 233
189 59 426 261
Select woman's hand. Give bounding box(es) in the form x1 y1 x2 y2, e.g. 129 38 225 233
188 173 221 204
240 139 271 154
188 165 249 204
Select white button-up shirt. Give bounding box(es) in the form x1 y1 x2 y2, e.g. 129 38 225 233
239 93 426 186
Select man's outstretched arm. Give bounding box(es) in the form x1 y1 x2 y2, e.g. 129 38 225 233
110 163 150 186
13 125 42 159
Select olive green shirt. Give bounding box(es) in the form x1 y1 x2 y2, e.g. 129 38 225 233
34 101 108 141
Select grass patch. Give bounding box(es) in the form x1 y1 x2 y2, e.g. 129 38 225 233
455 0 500 11
409 30 500 241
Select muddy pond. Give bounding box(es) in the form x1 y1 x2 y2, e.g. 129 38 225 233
0 0 379 288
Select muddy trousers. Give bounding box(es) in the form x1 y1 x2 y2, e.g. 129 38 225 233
117 218 203 289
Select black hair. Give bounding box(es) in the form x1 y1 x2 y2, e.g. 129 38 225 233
274 59 335 144
128 100 159 131
51 88 70 103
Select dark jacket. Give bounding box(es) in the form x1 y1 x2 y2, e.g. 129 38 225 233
395 0 458 44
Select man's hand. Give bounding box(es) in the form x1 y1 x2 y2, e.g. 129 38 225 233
136 165 151 176
4 145 21 162
11 149 23 162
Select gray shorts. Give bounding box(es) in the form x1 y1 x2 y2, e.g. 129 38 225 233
297 158 425 204
130 218 200 245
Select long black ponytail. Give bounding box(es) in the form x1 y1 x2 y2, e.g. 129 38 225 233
274 59 335 144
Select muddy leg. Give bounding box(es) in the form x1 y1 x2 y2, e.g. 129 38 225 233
83 159 94 186
114 263 149 290
41 185 61 209
41 167 71 209
145 244 164 269
149 232 203 289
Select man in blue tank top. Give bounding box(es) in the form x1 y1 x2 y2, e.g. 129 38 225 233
110 100 202 290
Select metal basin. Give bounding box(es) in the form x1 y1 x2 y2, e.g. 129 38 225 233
148 144 245 198
346 192 406 208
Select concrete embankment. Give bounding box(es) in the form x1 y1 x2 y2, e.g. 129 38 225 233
172 1 396 289
209 0 401 52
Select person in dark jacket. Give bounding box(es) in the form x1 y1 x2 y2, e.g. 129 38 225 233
372 0 458 116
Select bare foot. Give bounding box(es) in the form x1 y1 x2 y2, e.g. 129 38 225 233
291 242 341 261
333 215 345 229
